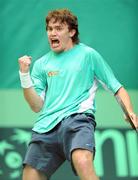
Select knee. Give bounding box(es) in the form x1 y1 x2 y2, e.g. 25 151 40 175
72 149 93 170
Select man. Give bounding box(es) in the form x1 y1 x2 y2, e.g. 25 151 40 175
18 9 138 180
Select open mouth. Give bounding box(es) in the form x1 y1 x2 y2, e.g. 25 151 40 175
51 39 60 48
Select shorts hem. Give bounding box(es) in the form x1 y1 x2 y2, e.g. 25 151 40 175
69 146 95 161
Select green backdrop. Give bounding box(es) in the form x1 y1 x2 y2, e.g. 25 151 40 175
0 0 138 180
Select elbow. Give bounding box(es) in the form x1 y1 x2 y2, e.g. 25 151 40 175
30 104 43 113
32 107 41 113
25 97 44 113
114 86 124 96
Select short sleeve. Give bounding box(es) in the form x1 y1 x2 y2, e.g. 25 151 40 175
91 50 122 94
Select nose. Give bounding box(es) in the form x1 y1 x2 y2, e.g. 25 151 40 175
49 29 57 36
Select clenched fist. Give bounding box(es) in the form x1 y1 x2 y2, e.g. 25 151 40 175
18 55 32 73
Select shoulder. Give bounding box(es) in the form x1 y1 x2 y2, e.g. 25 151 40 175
78 43 99 55
78 43 102 61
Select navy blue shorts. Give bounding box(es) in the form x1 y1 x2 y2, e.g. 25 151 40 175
23 113 96 179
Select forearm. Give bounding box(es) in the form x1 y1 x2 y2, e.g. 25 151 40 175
115 87 134 113
23 87 44 112
18 56 44 112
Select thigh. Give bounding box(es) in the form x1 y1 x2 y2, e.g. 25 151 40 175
72 149 94 166
23 165 47 180
23 131 65 178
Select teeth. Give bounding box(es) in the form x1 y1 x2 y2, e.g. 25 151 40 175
51 39 60 48
52 39 59 43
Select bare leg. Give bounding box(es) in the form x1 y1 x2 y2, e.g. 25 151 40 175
22 165 47 180
72 149 99 180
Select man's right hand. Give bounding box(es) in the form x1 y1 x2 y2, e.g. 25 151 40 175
18 55 32 73
18 55 44 112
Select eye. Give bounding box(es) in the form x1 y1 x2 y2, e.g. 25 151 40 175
47 27 52 32
55 26 62 31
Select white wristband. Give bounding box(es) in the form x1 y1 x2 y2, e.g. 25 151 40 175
19 71 33 88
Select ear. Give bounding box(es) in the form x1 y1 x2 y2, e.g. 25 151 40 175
69 29 76 38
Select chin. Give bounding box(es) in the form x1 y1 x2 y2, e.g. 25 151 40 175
52 48 63 53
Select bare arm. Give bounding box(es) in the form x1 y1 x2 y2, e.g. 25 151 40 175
115 87 133 113
18 55 44 112
23 87 44 112
115 87 138 128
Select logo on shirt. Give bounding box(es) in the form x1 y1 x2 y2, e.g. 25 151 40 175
48 71 59 77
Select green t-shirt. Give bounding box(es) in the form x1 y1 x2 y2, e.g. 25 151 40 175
31 43 122 133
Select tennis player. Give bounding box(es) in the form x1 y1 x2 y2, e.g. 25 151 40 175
18 8 138 180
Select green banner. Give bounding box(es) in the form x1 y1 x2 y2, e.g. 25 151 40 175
0 128 138 180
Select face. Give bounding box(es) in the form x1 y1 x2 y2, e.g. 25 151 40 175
47 19 75 53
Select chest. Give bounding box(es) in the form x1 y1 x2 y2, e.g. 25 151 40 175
45 53 91 80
